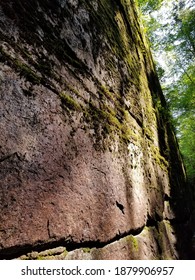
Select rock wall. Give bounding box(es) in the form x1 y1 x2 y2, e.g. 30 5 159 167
0 0 191 259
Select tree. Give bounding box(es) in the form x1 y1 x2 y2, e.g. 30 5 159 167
138 0 195 183
137 0 164 13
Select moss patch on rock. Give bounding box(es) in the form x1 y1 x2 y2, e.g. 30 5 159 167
125 235 139 252
60 92 82 111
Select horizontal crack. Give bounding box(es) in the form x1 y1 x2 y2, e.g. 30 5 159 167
0 225 145 260
0 217 186 260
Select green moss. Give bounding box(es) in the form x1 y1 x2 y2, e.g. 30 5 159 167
0 0 165 154
0 46 41 84
62 249 69 257
99 85 115 101
156 222 174 260
143 126 154 140
64 82 81 97
107 113 122 129
22 49 32 59
122 126 139 143
60 92 81 111
36 256 45 260
106 105 116 116
149 144 169 170
143 226 150 232
83 97 146 146
125 235 139 252
82 247 91 253
82 101 130 147
15 61 41 84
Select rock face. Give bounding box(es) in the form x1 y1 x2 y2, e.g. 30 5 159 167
0 0 191 259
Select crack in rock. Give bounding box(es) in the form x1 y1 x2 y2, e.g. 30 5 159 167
0 217 185 259
116 200 125 214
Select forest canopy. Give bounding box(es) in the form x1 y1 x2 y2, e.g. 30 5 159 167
137 0 195 183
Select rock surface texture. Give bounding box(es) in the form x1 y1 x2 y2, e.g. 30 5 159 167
0 0 192 259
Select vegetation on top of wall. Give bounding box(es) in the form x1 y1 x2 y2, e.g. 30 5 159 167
137 0 195 184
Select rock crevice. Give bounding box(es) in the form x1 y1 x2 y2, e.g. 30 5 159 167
0 217 178 260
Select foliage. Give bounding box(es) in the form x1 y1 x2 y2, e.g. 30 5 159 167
137 0 163 13
166 64 195 181
137 0 195 182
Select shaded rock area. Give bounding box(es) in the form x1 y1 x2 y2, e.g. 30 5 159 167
0 0 193 259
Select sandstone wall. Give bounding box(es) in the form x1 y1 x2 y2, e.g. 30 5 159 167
0 0 191 259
